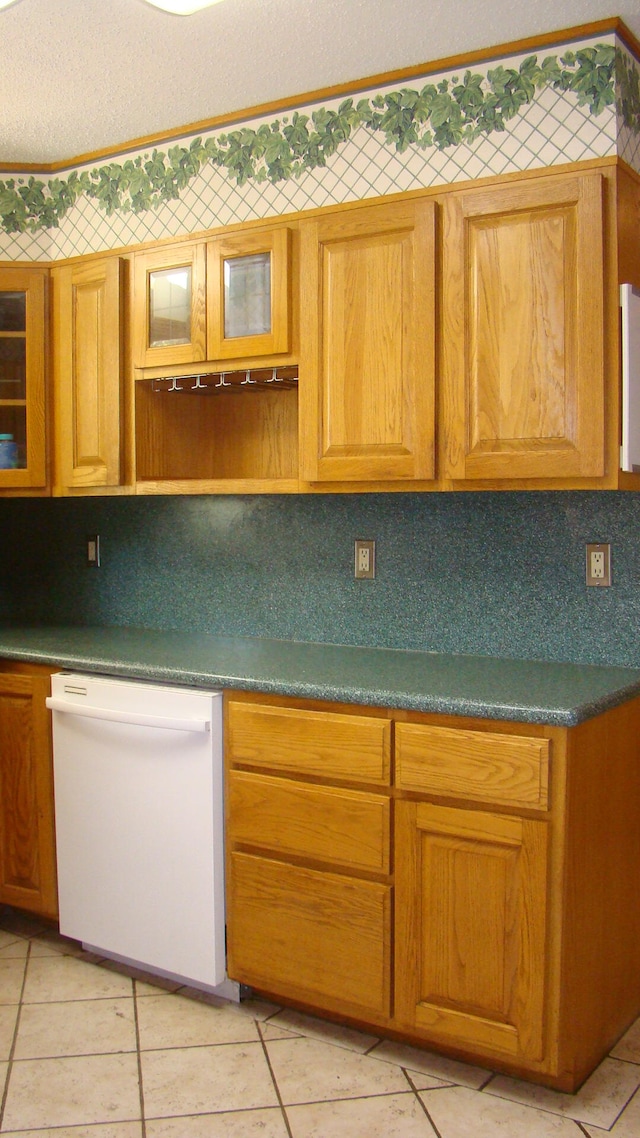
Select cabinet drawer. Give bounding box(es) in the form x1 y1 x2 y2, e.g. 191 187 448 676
228 851 391 1016
227 701 391 784
228 769 390 873
396 723 550 809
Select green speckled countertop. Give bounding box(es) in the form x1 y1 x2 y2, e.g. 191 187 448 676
1 626 640 726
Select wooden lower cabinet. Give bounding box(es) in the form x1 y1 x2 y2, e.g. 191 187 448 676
225 696 392 1020
394 800 548 1063
0 663 57 919
225 692 640 1091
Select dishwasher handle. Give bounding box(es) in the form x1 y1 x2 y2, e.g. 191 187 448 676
45 696 211 734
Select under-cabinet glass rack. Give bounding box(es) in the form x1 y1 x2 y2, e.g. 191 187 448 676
150 366 298 394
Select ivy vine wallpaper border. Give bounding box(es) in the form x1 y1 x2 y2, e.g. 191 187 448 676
0 30 638 260
617 40 640 169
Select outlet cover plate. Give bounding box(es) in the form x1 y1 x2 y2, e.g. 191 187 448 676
586 543 611 587
355 539 376 579
86 534 100 568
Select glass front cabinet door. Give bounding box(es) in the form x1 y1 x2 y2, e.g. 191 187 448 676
0 267 47 490
133 242 206 368
207 227 291 360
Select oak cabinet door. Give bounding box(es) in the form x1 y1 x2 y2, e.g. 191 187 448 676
207 227 291 360
395 800 548 1063
0 267 47 491
300 198 436 482
442 172 605 481
53 258 125 490
0 673 57 919
133 242 206 367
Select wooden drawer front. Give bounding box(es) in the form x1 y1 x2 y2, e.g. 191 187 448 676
227 701 390 784
396 723 550 809
228 851 391 1016
228 770 390 873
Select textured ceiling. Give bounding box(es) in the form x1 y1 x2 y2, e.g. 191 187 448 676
1 0 638 166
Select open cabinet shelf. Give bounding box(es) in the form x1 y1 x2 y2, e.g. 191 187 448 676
134 369 300 492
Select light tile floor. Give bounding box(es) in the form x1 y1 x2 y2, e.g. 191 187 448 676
1 909 640 1136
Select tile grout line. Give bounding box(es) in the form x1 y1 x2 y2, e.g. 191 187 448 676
595 1079 640 1132
257 1021 295 1138
477 1071 497 1091
402 1068 445 1138
133 979 148 1138
4 919 640 1135
0 938 31 1132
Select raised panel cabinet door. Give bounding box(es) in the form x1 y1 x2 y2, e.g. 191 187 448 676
227 850 392 1017
395 800 548 1064
133 242 206 367
53 258 124 489
299 198 436 482
0 266 47 490
0 673 57 919
441 173 605 481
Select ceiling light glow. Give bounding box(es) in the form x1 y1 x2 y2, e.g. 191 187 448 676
144 0 225 13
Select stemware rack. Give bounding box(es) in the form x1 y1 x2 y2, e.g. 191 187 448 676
150 366 298 394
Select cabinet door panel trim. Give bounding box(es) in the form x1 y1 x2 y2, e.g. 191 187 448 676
395 799 549 1063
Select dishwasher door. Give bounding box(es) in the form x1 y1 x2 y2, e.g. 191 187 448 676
47 672 225 989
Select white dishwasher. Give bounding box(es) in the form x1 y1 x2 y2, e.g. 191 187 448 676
47 672 228 991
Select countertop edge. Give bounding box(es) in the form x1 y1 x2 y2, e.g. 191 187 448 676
3 631 640 727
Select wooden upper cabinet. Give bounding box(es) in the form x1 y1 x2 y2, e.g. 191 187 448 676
133 242 206 367
133 228 291 371
207 227 290 359
441 172 605 482
0 266 47 491
299 198 436 482
53 257 125 491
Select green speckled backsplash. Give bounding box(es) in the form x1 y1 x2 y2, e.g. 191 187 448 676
0 492 638 667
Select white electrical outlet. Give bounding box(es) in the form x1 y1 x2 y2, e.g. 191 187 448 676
586 543 611 587
354 540 376 579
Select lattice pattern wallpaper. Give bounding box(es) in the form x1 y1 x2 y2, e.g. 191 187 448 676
0 29 637 262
